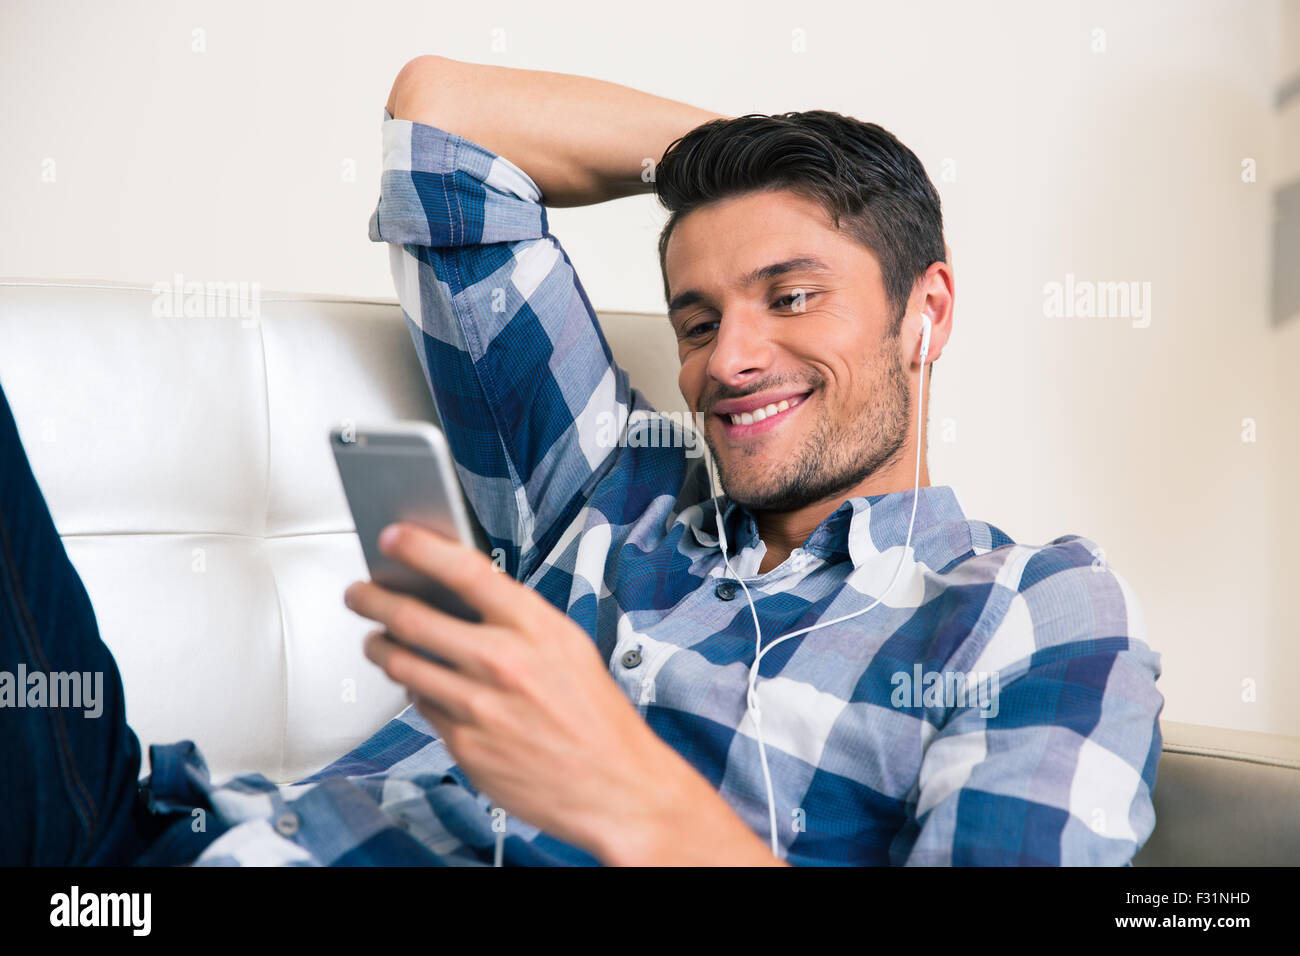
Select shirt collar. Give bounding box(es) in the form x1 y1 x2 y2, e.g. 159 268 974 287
686 484 970 573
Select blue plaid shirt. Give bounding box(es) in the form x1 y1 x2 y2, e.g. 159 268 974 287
139 108 1164 866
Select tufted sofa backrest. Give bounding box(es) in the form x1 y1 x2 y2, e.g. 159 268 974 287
0 279 684 784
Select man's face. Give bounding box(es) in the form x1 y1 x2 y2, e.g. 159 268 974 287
665 188 911 513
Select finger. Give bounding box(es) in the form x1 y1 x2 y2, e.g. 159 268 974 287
347 583 497 676
362 629 479 723
410 691 459 735
376 522 530 627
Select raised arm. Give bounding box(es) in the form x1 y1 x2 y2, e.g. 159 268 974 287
386 55 727 207
370 58 724 583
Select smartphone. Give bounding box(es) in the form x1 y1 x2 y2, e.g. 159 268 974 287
330 421 483 624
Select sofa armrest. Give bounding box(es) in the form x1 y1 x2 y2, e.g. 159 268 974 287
1134 719 1300 865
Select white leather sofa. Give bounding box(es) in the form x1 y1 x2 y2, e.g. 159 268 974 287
2 278 1297 865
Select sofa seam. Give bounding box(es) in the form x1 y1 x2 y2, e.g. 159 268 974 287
1161 744 1300 771
57 529 360 538
0 278 668 319
254 309 291 782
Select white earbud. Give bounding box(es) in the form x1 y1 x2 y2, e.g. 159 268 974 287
919 312 932 365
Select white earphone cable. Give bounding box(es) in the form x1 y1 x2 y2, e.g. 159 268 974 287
706 314 931 859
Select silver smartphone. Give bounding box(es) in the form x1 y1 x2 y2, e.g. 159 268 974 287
330 420 483 624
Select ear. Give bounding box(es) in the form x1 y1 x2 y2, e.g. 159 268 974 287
910 261 954 367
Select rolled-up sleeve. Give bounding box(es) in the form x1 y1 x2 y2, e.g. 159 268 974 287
368 109 634 583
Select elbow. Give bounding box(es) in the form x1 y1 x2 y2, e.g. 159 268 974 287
386 54 455 122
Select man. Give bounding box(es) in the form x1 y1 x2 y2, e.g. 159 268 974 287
0 55 1162 866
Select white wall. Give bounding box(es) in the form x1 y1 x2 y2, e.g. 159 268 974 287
1 0 1295 736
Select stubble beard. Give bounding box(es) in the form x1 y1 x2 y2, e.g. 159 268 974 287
706 337 912 515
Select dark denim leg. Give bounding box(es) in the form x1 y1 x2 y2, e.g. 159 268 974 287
0 376 169 865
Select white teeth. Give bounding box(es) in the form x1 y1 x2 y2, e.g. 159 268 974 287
727 394 806 426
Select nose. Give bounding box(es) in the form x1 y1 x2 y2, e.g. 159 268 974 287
704 312 775 394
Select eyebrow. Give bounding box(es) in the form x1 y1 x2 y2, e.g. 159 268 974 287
666 256 833 318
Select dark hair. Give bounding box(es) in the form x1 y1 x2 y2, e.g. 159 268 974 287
653 110 944 338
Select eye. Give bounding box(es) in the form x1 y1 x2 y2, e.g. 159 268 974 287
773 291 816 311
683 318 718 339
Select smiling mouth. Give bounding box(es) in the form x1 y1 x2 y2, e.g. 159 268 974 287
716 391 812 438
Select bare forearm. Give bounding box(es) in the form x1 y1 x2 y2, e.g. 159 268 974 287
386 55 727 206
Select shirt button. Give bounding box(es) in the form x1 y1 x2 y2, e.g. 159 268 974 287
274 811 300 837
621 648 642 668
715 580 737 601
